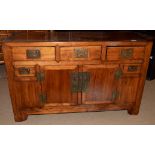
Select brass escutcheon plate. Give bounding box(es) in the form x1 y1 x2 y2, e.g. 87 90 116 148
74 48 88 58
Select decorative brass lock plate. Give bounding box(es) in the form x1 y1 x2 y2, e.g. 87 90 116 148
71 72 79 92
81 72 90 92
71 72 90 92
112 90 119 101
121 48 133 59
26 49 41 59
114 69 123 80
74 48 88 58
36 72 44 81
39 94 47 105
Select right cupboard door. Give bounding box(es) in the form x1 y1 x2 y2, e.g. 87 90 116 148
82 64 120 105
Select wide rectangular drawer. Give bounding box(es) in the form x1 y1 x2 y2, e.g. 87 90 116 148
12 47 55 61
107 47 145 61
121 64 142 74
60 46 102 61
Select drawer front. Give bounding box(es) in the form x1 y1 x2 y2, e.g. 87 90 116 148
107 47 145 61
122 64 142 74
12 47 55 61
60 46 102 61
14 66 36 77
13 65 38 81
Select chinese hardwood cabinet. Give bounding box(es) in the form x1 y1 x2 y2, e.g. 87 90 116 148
3 31 153 122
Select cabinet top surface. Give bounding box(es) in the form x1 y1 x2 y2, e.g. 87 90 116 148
4 30 153 43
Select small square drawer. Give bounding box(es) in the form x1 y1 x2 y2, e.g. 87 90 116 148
107 47 145 61
60 46 102 61
12 47 55 61
122 64 142 74
14 66 36 77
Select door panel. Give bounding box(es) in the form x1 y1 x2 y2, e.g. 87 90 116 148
117 76 140 104
41 66 78 106
14 81 42 108
82 64 120 104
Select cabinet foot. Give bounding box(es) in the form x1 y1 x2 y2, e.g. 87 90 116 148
14 112 28 122
128 108 139 115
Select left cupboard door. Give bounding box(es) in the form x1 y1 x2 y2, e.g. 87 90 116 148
13 65 43 108
40 65 79 106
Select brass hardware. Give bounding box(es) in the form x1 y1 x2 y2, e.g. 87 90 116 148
18 67 30 75
26 49 41 59
128 66 138 72
39 94 47 105
71 72 90 92
74 48 88 58
36 72 44 82
71 72 79 92
121 49 133 59
81 72 90 92
115 69 123 80
112 90 119 101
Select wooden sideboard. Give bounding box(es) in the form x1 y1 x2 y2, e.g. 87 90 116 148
3 31 153 122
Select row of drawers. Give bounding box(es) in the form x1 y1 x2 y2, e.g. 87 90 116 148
14 63 142 79
12 46 145 62
12 45 144 80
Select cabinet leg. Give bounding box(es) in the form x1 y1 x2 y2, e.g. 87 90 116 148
14 112 28 122
128 107 139 115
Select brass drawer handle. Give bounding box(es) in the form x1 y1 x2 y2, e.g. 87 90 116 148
128 66 138 72
74 48 88 58
121 49 133 59
18 67 30 75
26 49 41 59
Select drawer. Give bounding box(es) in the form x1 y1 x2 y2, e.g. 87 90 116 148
60 46 102 61
14 65 37 81
122 64 142 74
12 47 55 61
107 47 145 61
14 66 36 77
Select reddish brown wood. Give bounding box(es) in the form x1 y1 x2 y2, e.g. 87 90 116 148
82 64 119 104
3 31 153 122
41 65 79 106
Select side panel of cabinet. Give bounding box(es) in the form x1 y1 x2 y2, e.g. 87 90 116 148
41 65 79 106
81 64 120 104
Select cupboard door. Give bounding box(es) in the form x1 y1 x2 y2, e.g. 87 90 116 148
41 66 78 106
82 64 120 104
